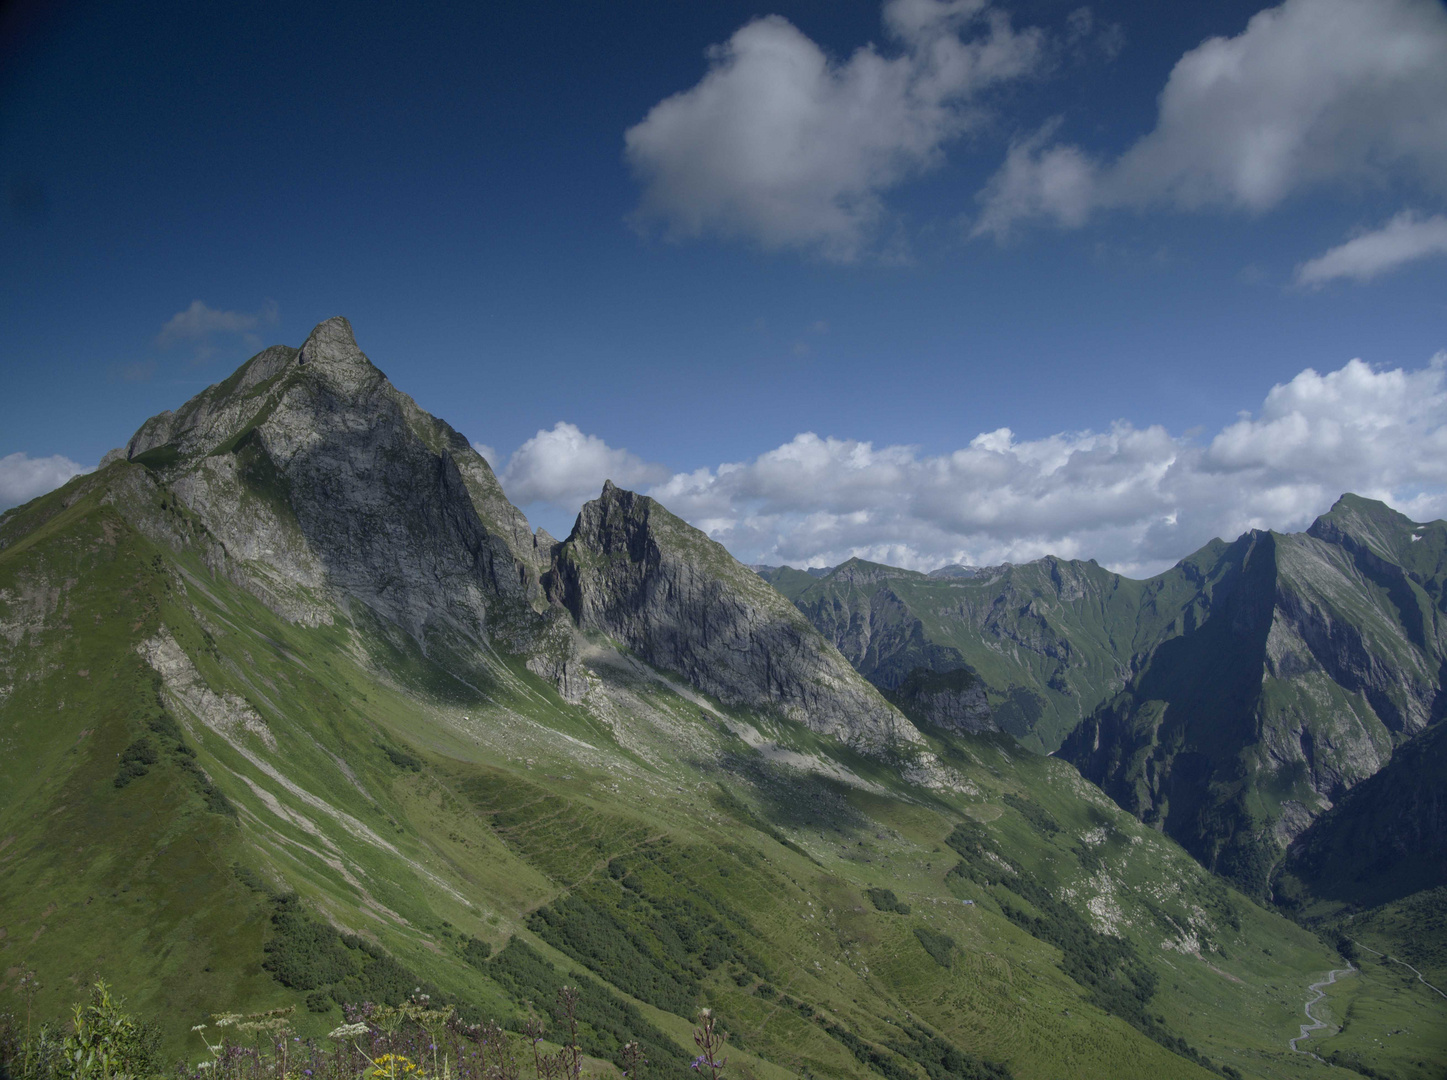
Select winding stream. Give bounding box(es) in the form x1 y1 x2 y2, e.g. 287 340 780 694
1289 965 1356 1060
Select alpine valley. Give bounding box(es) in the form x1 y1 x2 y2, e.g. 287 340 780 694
3 320 1444 1080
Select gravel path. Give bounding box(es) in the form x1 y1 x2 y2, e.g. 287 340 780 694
1352 940 1447 1002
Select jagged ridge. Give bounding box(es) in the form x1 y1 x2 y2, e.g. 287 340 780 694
544 482 920 751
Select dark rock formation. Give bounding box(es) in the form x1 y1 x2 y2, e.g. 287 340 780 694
544 483 921 752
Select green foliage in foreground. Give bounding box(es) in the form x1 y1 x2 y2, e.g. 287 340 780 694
1 982 162 1080
0 977 698 1080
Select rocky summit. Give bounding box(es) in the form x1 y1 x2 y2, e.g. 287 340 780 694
108 316 545 639
2 319 1443 1080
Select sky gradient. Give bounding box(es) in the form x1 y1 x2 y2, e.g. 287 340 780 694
2 0 1445 575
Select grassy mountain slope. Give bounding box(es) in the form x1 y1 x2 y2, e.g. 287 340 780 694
1268 711 1447 1080
0 473 1363 1080
0 329 1429 1080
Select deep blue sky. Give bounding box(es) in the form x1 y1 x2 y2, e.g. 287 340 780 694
3 0 1445 570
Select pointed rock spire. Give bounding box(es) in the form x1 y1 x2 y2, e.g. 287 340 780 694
297 316 361 366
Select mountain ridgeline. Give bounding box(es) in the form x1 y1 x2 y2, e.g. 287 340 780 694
2 318 1442 1080
103 317 919 756
761 496 1447 901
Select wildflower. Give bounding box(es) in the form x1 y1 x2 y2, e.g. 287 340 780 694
329 1022 372 1040
371 1052 423 1078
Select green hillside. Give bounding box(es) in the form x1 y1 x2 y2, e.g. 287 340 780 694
1 326 1437 1080
0 474 1338 1078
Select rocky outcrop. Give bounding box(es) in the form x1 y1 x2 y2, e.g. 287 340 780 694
885 667 997 734
544 483 921 752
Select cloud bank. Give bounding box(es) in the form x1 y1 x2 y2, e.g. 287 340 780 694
497 353 1447 579
974 0 1447 237
0 452 91 512
625 0 1045 260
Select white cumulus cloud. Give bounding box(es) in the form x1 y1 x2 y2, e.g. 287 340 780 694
1296 210 1447 285
627 352 1447 578
626 0 1044 260
0 452 92 512
495 422 670 510
975 0 1447 237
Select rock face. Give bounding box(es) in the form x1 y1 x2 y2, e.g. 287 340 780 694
544 483 921 752
1277 715 1447 910
884 667 996 734
115 318 550 643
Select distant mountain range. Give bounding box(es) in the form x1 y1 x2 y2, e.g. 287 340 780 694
2 318 1441 1080
757 496 1447 902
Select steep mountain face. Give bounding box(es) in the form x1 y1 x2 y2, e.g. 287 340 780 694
92 319 917 753
1064 498 1447 897
106 317 545 647
544 483 921 752
1276 716 1447 912
769 555 1143 751
882 667 994 734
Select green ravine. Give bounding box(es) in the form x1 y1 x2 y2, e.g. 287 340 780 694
1 322 1441 1080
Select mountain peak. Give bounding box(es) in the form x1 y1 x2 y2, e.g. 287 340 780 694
828 557 921 585
297 316 361 366
1307 492 1427 562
